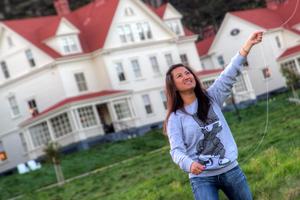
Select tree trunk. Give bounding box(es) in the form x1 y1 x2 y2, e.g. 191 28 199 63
53 158 64 185
291 85 299 99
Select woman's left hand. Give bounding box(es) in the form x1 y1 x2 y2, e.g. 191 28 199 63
247 31 263 46
240 31 264 56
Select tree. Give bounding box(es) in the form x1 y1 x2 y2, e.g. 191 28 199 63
281 66 300 100
43 142 65 185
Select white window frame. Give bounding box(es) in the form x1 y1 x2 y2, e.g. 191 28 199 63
142 94 153 114
131 59 142 78
74 72 88 92
1 61 10 79
115 62 126 82
160 91 167 110
28 98 39 116
217 55 225 66
77 106 98 128
29 121 51 148
180 54 189 66
60 35 80 54
25 49 36 67
149 56 161 75
113 100 132 120
8 95 20 117
165 53 174 67
50 112 73 138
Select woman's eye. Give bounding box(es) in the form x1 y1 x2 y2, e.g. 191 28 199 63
176 74 182 78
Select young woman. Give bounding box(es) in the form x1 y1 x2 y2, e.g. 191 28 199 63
164 31 263 200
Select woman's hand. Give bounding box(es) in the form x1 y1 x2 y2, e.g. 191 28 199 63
240 31 264 56
190 162 205 175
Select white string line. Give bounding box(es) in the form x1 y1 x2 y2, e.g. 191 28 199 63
240 42 270 164
240 0 299 163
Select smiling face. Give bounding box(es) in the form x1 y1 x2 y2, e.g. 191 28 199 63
171 66 196 93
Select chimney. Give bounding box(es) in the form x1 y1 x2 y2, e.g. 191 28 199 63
266 0 285 10
54 0 71 16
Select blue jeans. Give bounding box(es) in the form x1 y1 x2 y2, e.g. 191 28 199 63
189 166 252 200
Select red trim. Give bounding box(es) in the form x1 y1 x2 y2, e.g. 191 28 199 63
278 44 300 60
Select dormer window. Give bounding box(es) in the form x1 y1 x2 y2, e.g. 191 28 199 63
166 20 182 35
60 35 80 55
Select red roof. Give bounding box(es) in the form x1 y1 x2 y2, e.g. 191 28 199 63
3 1 195 59
277 44 300 60
3 0 120 58
196 69 223 77
196 35 215 56
149 3 167 18
20 90 129 126
231 0 300 31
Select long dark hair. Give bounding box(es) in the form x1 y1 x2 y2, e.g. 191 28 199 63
163 64 211 135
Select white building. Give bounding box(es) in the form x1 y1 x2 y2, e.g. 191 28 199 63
197 0 300 99
0 0 203 173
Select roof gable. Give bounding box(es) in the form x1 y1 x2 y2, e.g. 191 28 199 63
55 18 80 36
163 3 183 20
103 0 177 48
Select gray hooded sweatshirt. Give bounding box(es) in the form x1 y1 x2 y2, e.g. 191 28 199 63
167 52 246 178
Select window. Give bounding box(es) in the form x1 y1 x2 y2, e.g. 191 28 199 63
78 106 97 128
61 36 79 54
19 133 28 152
25 49 36 67
8 95 20 116
124 25 134 42
166 21 181 35
118 26 127 43
118 25 134 43
7 36 14 47
262 68 271 79
275 36 281 48
116 63 126 82
28 99 39 117
149 56 160 75
180 54 189 66
165 54 174 67
74 72 88 92
125 7 134 16
113 100 132 120
281 60 298 74
1 61 10 79
142 94 153 114
50 113 73 138
0 141 7 161
202 79 215 89
137 22 152 41
131 59 142 78
217 55 225 66
29 122 51 147
234 75 248 92
160 91 167 110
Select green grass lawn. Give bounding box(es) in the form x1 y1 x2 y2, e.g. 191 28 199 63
2 92 300 200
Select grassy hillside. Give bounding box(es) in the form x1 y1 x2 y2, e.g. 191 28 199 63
2 92 300 200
